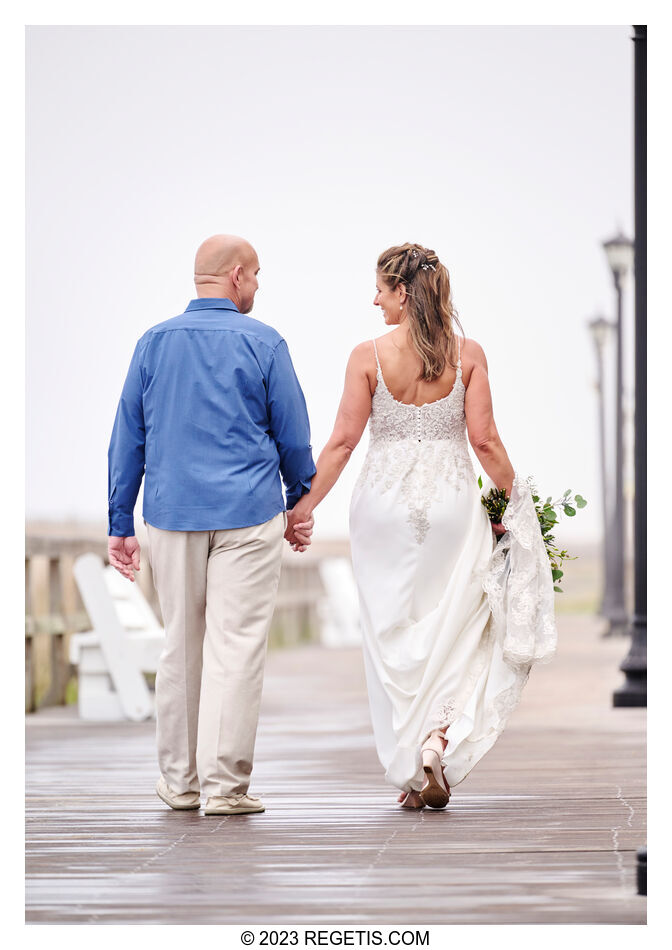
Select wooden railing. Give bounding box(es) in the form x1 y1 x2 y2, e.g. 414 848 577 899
25 533 333 713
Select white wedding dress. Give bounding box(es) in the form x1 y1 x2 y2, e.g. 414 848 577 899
349 338 556 793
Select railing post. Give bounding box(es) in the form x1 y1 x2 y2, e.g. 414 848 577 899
42 556 68 707
25 555 36 713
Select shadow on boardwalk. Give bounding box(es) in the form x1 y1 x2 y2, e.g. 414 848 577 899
25 614 646 925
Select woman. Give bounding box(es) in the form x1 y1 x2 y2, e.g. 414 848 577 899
288 242 555 809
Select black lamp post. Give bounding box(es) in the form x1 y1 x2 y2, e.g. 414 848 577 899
587 315 616 624
612 23 646 901
601 230 634 636
613 25 646 713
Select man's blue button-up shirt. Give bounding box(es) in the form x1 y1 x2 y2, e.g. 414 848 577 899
108 298 316 536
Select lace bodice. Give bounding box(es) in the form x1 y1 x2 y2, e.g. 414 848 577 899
368 341 470 455
355 338 475 543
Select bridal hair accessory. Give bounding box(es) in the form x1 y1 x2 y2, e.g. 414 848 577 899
411 248 436 272
409 248 437 271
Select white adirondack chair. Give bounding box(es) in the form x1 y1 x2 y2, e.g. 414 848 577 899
70 553 165 721
317 557 361 647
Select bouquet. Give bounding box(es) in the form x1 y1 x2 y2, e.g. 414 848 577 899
478 476 587 593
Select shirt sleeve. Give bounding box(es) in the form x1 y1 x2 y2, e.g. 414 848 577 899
266 339 316 510
107 340 146 536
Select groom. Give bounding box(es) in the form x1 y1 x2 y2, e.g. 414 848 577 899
107 234 316 815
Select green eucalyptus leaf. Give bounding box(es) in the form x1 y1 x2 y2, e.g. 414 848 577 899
552 569 564 580
478 475 483 489
563 505 576 517
553 586 563 593
575 495 587 508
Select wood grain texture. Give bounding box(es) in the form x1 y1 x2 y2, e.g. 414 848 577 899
26 614 646 924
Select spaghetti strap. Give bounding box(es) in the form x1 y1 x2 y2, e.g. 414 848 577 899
372 338 382 373
456 334 462 372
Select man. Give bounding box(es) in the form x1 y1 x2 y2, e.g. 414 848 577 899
107 234 315 816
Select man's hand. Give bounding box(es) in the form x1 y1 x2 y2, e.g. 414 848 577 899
285 506 314 553
491 522 507 537
108 536 141 581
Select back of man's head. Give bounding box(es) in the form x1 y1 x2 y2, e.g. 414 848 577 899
194 234 260 313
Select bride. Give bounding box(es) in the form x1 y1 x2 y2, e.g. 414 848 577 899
287 242 555 809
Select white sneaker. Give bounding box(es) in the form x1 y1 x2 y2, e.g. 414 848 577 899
156 776 201 810
204 792 265 815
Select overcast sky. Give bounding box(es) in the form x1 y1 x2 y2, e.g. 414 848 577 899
26 25 635 543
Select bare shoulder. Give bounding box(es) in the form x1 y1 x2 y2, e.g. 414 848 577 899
350 339 376 358
459 337 489 391
460 336 487 364
348 339 378 369
347 339 379 393
460 336 488 372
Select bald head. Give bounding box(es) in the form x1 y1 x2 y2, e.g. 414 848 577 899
195 234 257 280
194 234 260 313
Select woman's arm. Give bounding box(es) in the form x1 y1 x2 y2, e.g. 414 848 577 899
464 342 514 499
287 342 373 530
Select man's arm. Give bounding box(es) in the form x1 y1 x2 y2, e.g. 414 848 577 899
266 338 316 517
107 340 146 579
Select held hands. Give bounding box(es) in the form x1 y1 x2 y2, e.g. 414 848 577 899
285 505 314 553
491 523 507 537
108 536 141 581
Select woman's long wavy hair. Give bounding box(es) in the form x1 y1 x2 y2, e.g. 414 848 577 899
377 242 463 381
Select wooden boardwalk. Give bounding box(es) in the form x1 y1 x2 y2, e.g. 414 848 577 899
25 614 646 925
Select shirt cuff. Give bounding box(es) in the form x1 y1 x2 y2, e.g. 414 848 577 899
108 510 136 537
285 475 314 511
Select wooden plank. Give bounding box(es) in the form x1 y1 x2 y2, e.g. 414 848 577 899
25 614 646 924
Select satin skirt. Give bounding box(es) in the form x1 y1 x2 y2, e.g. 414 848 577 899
349 461 528 792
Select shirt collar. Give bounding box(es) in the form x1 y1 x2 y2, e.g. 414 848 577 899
185 298 240 313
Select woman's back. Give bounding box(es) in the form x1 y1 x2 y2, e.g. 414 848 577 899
370 328 475 406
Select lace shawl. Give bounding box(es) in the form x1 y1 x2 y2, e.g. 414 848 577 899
481 473 557 671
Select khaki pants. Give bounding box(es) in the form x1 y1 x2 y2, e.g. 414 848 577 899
146 512 285 799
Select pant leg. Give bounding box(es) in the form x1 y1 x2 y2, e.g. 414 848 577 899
146 524 209 794
197 512 285 798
